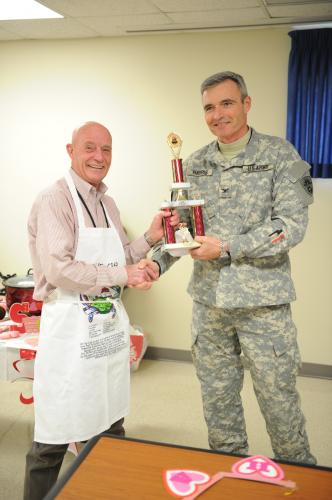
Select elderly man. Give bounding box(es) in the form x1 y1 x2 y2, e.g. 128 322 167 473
24 121 177 500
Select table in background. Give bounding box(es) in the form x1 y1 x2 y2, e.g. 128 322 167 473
45 435 332 499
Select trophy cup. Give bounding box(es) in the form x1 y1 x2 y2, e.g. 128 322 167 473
161 132 205 257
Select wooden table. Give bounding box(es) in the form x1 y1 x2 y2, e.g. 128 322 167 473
46 436 332 499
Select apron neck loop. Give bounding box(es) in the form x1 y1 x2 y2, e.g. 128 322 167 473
65 173 85 227
65 173 110 228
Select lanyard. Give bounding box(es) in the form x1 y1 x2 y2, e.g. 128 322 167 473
76 189 109 228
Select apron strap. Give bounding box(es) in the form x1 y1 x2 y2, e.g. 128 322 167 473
100 201 111 228
65 173 113 229
65 173 85 227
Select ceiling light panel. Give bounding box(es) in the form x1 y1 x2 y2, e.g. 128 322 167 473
0 0 62 20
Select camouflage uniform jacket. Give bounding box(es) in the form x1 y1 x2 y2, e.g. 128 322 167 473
154 128 313 308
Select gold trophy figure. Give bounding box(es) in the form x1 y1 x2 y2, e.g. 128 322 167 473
161 133 205 257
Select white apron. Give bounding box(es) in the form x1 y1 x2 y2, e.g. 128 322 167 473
33 173 130 444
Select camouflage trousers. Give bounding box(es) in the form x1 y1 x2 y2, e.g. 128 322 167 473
191 301 316 464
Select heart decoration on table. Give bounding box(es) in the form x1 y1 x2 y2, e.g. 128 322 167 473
163 455 296 498
163 470 211 497
232 455 285 480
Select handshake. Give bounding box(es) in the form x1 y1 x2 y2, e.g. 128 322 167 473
124 208 180 290
125 259 160 290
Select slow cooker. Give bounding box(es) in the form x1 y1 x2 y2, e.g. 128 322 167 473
1 269 43 316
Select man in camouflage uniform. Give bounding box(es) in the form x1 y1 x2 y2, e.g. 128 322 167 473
153 71 316 464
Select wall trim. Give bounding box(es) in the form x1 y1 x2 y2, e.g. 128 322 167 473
145 347 332 380
145 347 192 363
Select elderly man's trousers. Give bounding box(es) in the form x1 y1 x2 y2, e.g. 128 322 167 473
23 418 125 500
191 301 316 465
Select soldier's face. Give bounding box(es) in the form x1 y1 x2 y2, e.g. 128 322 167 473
202 80 251 144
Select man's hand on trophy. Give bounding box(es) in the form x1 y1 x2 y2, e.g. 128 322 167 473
145 209 180 246
190 236 226 260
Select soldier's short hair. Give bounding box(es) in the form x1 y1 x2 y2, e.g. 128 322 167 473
200 71 248 101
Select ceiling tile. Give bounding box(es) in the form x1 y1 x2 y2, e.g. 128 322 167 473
154 0 259 11
79 13 171 35
168 7 267 24
38 0 160 17
0 25 22 40
266 0 330 4
0 18 99 39
268 3 332 17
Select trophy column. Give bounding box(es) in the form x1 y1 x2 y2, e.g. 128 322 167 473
161 133 205 257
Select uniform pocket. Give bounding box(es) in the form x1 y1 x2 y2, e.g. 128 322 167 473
191 301 202 348
204 201 216 220
272 336 287 357
239 167 274 229
271 331 301 390
191 321 199 348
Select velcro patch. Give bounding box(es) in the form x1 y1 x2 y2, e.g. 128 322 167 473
188 168 213 176
300 175 313 195
285 160 310 182
243 164 273 173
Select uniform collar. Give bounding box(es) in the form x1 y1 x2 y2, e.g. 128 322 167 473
217 127 251 158
210 128 262 169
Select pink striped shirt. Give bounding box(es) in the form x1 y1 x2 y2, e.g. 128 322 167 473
28 169 150 300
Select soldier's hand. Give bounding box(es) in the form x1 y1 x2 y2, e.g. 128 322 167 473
125 264 153 288
125 260 160 290
189 236 222 260
138 259 160 280
128 281 153 290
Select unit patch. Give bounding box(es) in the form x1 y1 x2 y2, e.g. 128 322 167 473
300 175 313 195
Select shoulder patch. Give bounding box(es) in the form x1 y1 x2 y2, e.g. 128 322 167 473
284 160 313 205
285 160 311 183
299 175 313 196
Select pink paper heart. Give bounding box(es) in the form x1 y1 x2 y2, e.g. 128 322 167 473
232 455 284 481
164 469 210 497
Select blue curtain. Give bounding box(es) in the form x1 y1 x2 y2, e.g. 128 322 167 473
287 29 332 178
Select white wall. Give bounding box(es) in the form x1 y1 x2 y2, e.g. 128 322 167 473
1 28 331 364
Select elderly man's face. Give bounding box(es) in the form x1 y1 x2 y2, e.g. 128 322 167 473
66 123 112 188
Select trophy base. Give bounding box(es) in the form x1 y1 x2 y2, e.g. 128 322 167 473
162 241 201 257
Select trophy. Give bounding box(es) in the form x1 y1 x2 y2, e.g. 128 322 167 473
161 132 205 257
